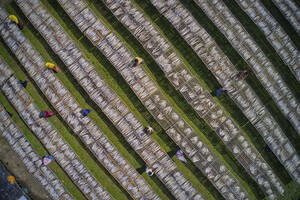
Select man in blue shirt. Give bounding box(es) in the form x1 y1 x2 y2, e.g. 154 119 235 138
211 88 227 97
81 109 91 117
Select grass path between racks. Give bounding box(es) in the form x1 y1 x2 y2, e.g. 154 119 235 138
36 0 222 198
6 1 196 199
178 0 300 154
2 7 134 199
123 0 296 187
87 0 272 199
0 40 87 200
277 181 300 200
222 0 300 99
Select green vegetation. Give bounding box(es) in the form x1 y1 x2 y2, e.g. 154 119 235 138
2 0 299 199
129 0 297 183
0 40 86 200
222 0 300 100
86 0 267 199
2 7 132 199
277 181 300 200
259 0 300 50
187 0 300 152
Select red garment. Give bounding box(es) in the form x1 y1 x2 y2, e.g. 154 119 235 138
44 110 55 118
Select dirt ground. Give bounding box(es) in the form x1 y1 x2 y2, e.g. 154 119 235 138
0 137 50 200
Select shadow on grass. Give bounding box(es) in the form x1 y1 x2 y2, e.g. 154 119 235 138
11 1 178 199
180 0 300 148
34 0 227 199
2 6 133 199
133 0 296 183
0 67 88 199
89 1 278 198
222 0 300 99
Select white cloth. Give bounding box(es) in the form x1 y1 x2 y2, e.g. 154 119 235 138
176 150 187 163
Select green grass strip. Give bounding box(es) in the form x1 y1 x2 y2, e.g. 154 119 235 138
4 5 134 199
35 0 219 198
176 0 300 153
260 0 300 50
38 0 230 199
149 0 297 182
222 0 300 99
8 1 175 199
133 0 293 189
0 41 86 200
86 0 270 199
277 181 300 200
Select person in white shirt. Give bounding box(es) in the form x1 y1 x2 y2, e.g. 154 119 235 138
145 167 154 176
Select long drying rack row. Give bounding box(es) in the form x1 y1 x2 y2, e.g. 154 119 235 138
150 0 300 184
1 5 159 200
15 0 202 199
234 0 300 83
0 61 72 200
0 11 113 200
194 0 300 135
104 0 283 198
271 0 300 35
55 0 266 199
101 0 285 199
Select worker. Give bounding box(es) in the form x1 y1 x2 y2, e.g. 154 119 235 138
81 109 91 117
210 88 227 97
42 155 54 165
7 175 15 184
45 62 60 73
39 110 55 118
9 15 19 25
19 80 28 88
145 167 154 176
130 57 144 67
8 15 24 30
140 126 153 136
235 70 249 81
176 149 187 163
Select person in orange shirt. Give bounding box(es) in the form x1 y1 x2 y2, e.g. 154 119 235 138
45 62 60 73
130 57 144 67
7 175 15 184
